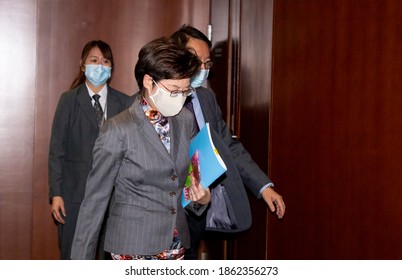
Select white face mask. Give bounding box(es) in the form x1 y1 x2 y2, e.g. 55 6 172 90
149 83 187 117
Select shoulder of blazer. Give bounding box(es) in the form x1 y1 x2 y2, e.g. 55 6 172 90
54 84 87 118
58 84 85 102
196 86 216 100
107 85 130 101
124 92 148 127
196 87 220 110
106 85 131 117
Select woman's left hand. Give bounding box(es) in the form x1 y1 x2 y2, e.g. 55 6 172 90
189 173 211 205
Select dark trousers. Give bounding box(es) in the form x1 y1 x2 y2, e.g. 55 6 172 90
184 211 207 260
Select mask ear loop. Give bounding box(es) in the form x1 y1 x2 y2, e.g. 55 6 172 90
150 79 159 96
152 79 159 89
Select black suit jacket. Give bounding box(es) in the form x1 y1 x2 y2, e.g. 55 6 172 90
48 83 130 203
195 87 272 232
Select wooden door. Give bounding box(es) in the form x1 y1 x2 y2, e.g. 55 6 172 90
268 0 402 259
204 0 275 259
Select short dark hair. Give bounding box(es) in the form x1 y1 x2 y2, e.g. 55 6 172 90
70 40 114 89
134 37 201 90
170 24 212 49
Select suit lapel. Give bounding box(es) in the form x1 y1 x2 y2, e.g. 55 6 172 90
195 88 210 123
169 116 182 163
130 94 175 165
106 86 120 118
77 84 99 128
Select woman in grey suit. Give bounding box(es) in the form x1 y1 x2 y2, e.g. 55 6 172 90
48 40 130 259
71 37 211 260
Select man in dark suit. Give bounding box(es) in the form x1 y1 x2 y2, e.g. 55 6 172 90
171 25 286 259
48 40 130 259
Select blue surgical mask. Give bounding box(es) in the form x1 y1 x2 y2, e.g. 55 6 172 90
85 64 112 86
190 69 209 88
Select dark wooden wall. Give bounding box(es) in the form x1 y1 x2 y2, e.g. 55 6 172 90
205 0 274 260
233 0 274 260
207 0 402 260
268 0 402 259
0 0 209 260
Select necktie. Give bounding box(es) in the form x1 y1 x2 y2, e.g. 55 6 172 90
92 94 104 127
184 96 199 132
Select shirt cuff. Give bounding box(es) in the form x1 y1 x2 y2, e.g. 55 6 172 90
259 182 274 197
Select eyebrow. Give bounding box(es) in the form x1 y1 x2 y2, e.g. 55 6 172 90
89 55 109 59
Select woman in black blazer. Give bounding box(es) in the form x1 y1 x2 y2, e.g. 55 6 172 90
48 40 130 259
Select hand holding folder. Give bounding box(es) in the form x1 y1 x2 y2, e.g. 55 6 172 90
182 123 227 207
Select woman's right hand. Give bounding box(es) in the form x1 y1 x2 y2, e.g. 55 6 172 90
51 196 66 224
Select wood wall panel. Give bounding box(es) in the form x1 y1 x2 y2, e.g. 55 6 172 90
209 0 230 124
268 0 402 259
234 0 274 260
0 193 33 259
0 0 37 260
205 0 275 260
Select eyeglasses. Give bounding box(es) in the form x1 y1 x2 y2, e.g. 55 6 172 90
153 80 194 97
201 60 214 69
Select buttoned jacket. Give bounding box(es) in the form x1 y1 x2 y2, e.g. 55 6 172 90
71 92 201 259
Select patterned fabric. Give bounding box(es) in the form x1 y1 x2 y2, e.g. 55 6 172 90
141 97 171 153
110 97 184 260
110 229 185 260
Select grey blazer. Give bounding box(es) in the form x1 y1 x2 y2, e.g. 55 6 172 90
196 87 272 232
71 93 201 259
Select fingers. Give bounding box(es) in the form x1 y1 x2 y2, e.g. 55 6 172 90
267 199 276 213
60 205 66 218
273 198 286 219
51 207 66 224
190 185 211 205
189 185 203 201
262 188 286 219
51 196 66 224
